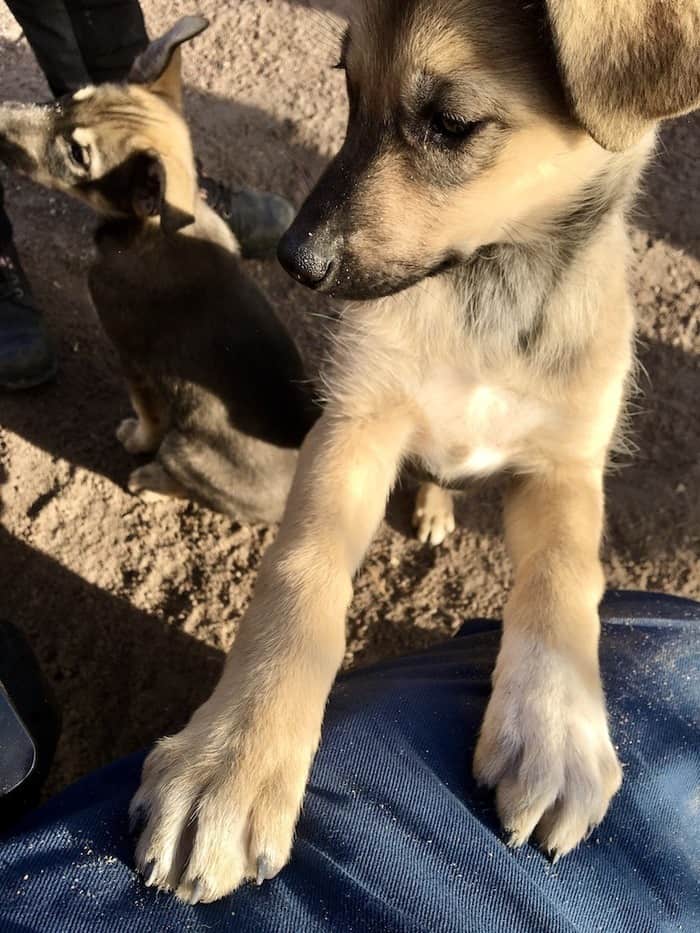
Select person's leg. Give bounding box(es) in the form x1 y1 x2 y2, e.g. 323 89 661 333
0 177 56 389
0 181 12 246
5 0 90 96
63 0 147 86
0 0 92 388
0 591 697 932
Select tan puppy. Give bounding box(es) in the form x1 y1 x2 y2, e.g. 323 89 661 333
0 17 318 522
130 0 699 902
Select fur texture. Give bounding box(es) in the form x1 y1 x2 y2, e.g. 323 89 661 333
0 18 318 522
50 1 699 903
129 0 698 903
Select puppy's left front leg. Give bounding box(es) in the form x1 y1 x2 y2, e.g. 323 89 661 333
131 412 410 902
474 466 622 858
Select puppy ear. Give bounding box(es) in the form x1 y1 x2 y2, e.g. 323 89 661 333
131 150 194 234
546 0 700 150
129 15 209 112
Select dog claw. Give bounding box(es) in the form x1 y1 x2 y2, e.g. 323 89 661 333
549 847 563 865
256 854 274 886
189 880 203 904
142 859 158 887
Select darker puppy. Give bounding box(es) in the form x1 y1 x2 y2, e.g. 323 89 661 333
0 16 317 523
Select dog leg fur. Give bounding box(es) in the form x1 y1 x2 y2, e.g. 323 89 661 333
473 466 622 857
131 411 411 901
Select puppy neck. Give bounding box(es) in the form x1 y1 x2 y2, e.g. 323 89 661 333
93 194 239 256
446 140 652 360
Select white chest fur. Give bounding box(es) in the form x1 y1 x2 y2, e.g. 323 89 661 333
413 368 549 481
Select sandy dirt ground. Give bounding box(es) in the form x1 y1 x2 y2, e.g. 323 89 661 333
0 0 698 797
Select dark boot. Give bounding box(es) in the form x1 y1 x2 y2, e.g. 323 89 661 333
198 168 295 261
0 239 57 390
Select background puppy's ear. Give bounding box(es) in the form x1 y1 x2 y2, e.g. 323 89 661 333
129 15 209 112
131 150 194 234
546 0 700 150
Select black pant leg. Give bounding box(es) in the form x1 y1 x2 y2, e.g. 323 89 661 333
64 0 148 85
4 0 90 97
0 198 11 245
0 179 12 244
5 1 148 96
3 0 90 246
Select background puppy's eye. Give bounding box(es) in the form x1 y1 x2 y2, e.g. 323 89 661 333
69 139 90 170
430 111 480 144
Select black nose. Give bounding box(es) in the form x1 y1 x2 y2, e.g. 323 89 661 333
277 227 338 290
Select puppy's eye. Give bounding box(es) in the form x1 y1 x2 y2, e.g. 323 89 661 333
430 112 480 143
69 139 90 170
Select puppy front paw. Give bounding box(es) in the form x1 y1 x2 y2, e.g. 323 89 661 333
116 417 156 454
412 483 455 546
473 639 622 859
127 462 185 502
131 695 318 903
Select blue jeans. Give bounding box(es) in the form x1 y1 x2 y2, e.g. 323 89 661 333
0 592 698 932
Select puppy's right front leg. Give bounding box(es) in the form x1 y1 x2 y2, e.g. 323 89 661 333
116 381 167 454
132 411 411 903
